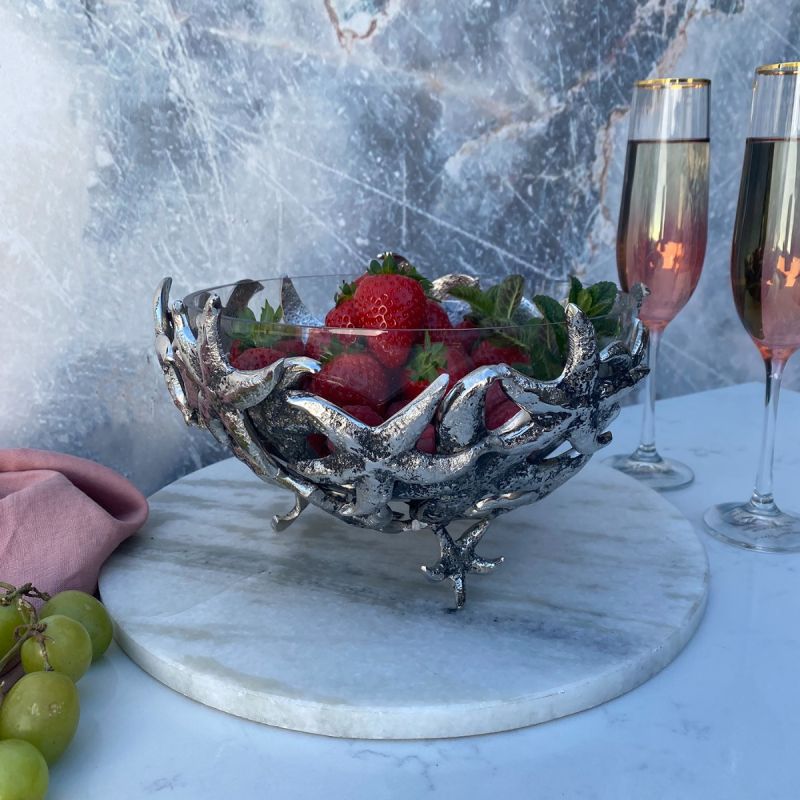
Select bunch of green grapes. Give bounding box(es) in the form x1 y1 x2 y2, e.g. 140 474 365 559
0 582 114 800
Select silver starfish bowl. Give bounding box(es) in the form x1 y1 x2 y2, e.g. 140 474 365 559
154 272 649 608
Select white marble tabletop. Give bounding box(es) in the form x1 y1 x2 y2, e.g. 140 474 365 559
50 382 800 799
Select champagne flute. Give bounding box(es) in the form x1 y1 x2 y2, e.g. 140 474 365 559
606 78 710 490
704 62 800 551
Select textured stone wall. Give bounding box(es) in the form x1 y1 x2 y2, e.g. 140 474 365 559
2 0 799 493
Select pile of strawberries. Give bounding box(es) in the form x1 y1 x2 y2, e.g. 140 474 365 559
228 255 527 453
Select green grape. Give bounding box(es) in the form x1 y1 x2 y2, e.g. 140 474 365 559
0 739 49 800
40 590 114 661
21 615 92 683
0 671 80 764
0 603 26 664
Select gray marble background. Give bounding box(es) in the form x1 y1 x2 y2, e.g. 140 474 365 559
2 0 798 494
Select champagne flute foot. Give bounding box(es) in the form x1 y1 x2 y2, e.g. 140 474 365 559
703 502 800 552
604 453 694 491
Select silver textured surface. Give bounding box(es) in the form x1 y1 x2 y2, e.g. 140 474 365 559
3 1 799 496
154 274 647 605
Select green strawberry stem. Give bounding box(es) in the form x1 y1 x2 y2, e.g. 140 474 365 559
230 298 286 350
407 333 447 382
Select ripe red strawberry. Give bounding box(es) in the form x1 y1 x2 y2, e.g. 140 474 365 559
342 404 383 426
472 339 530 370
416 424 436 454
454 319 482 351
354 273 426 368
325 299 359 342
310 353 390 411
422 299 454 344
305 329 330 362
229 339 245 362
403 338 473 401
485 382 522 428
232 347 282 370
275 338 305 357
306 298 361 361
385 400 406 418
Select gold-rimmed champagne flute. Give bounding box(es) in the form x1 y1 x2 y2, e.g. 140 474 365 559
606 78 710 490
705 62 800 550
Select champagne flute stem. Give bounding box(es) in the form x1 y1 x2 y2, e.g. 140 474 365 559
633 328 662 462
749 357 786 513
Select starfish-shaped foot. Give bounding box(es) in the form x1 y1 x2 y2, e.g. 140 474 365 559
421 520 503 609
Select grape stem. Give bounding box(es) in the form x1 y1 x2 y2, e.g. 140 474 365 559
0 582 51 604
29 628 55 673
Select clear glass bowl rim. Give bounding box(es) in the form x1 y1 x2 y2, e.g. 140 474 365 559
183 274 620 335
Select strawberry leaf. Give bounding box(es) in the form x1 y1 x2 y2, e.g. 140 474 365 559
335 279 358 305
259 298 283 325
407 333 447 382
586 281 618 316
447 284 500 320
494 275 525 320
568 276 583 304
229 299 285 349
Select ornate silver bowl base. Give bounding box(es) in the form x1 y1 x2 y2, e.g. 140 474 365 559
154 273 648 608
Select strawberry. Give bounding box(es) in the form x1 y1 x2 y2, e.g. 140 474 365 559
326 299 359 333
402 337 473 401
485 382 521 428
353 257 427 368
305 329 331 362
422 299 454 344
232 347 282 370
310 352 390 411
454 319 482 351
342 404 384 426
472 339 530 370
229 339 245 362
385 400 406 418
275 338 305 357
416 424 436 454
306 299 361 361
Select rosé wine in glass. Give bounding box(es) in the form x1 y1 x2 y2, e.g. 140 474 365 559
705 62 800 553
617 139 709 332
606 78 710 491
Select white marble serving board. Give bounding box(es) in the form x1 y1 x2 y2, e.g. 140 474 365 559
99 458 708 739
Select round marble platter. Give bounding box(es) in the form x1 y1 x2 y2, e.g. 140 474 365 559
99 458 708 740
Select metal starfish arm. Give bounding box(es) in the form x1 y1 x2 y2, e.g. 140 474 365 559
558 304 600 397
154 280 194 425
466 450 590 516
196 295 285 408
378 375 449 449
421 521 503 608
437 367 502 451
169 302 203 384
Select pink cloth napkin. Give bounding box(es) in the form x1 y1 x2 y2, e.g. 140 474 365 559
0 449 148 596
